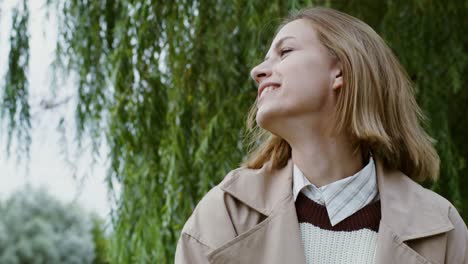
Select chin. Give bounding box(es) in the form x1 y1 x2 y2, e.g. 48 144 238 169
256 110 281 134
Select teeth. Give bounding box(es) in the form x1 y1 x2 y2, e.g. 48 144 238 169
260 85 279 100
264 85 277 93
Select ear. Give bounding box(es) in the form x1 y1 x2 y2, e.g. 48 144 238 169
332 69 343 91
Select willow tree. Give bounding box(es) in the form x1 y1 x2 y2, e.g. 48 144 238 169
1 0 467 262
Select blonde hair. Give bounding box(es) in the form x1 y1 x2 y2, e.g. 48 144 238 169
241 7 440 182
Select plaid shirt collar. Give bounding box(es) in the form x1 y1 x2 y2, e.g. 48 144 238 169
293 155 379 226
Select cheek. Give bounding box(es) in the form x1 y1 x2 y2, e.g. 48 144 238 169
282 54 330 80
281 59 331 98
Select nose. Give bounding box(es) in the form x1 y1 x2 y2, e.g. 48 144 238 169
250 61 272 85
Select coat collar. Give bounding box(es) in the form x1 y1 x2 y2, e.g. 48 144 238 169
374 158 454 240
219 159 293 216
219 157 454 241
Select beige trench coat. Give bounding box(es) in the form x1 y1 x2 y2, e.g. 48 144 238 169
175 158 468 263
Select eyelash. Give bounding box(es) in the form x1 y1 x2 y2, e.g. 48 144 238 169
280 48 293 57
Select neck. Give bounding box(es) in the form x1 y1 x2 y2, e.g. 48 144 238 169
289 132 364 187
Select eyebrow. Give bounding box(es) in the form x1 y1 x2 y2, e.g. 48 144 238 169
264 36 296 61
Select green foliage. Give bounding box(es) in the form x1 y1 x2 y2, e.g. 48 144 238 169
0 0 30 158
91 215 110 264
0 186 95 264
1 0 467 263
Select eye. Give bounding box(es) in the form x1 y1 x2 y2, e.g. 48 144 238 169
280 48 293 57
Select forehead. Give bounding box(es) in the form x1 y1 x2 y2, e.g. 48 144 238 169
265 19 320 58
274 19 319 45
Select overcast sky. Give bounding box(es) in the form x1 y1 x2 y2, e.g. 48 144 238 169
0 0 112 220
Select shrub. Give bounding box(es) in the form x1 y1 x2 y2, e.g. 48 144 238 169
0 186 96 264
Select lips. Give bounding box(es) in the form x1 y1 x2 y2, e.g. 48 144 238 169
258 82 281 100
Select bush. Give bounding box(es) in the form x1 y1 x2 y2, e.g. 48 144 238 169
0 186 96 264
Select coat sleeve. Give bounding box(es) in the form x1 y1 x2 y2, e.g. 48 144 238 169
175 232 212 264
445 205 468 264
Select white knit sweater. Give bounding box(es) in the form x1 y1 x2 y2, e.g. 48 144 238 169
295 190 381 264
300 222 378 264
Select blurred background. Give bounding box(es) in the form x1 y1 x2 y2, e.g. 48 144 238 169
0 0 466 263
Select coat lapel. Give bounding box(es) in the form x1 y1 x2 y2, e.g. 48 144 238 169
211 157 454 264
374 158 454 263
206 194 306 263
210 159 306 264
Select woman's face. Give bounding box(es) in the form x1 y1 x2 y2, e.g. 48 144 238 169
250 19 342 134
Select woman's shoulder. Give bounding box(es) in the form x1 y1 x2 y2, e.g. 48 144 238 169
395 172 467 235
408 176 463 219
414 181 468 260
179 165 263 249
420 184 467 233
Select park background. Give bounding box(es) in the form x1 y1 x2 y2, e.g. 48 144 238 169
0 0 466 263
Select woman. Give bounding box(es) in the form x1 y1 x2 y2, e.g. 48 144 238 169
175 6 467 264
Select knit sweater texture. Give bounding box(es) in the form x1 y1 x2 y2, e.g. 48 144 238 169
295 192 381 264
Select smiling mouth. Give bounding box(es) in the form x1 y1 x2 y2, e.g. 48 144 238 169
259 85 280 100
